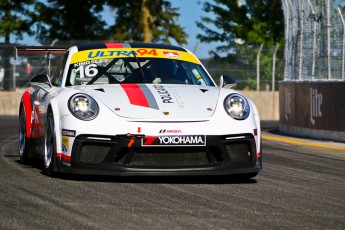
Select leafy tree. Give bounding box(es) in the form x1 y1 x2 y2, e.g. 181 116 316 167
197 0 284 90
196 0 284 53
107 0 187 45
0 0 34 90
33 0 187 45
33 0 107 44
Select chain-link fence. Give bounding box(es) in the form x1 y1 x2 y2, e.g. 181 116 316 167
283 0 345 81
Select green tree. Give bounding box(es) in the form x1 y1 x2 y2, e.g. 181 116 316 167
196 0 284 53
33 0 107 44
0 0 34 90
197 0 284 90
108 0 187 45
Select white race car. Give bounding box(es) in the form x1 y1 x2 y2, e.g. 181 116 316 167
16 43 262 178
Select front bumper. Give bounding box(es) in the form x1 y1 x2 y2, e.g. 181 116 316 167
57 133 262 176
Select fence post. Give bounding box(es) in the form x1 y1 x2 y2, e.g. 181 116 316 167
272 44 279 91
338 7 345 80
282 0 290 80
307 0 317 80
298 0 304 80
326 0 332 79
256 44 263 91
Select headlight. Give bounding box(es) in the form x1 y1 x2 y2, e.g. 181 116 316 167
68 94 99 120
224 94 250 120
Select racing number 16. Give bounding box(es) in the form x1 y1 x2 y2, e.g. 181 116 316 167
75 64 98 78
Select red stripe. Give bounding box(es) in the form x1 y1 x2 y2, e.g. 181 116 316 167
56 153 71 162
22 91 32 137
143 136 158 145
105 43 124 48
121 84 149 108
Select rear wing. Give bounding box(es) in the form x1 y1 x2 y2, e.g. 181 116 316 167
14 45 69 76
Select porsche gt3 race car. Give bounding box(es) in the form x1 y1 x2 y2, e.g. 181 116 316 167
16 43 262 178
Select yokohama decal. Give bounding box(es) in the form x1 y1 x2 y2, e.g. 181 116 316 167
121 84 159 109
142 135 206 146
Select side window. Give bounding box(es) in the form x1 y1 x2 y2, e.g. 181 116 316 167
51 52 68 87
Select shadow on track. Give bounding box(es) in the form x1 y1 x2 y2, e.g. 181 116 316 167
12 158 257 185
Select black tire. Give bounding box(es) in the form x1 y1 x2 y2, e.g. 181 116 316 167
44 112 56 176
19 106 30 164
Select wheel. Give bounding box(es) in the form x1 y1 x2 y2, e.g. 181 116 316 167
44 113 56 176
19 106 30 164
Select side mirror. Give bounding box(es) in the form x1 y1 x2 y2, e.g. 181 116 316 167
220 75 237 88
30 74 52 87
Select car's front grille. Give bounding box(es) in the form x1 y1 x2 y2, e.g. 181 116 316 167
114 147 224 168
79 142 112 164
223 140 254 163
73 134 257 168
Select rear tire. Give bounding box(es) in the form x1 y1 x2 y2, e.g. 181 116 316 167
44 113 56 176
19 106 30 164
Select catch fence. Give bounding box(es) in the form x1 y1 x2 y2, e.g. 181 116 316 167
283 0 345 80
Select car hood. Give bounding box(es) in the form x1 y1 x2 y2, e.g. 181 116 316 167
74 84 221 120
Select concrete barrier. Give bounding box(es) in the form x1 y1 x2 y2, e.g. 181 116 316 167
279 81 345 143
0 89 280 120
0 90 23 115
240 91 279 121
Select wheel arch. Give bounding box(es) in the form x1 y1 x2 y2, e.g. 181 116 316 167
47 98 63 162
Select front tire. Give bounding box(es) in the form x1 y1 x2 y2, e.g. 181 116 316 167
44 113 56 176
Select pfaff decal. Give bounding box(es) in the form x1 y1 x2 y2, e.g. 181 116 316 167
153 85 173 103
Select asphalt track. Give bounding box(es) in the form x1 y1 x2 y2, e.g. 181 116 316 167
0 115 344 229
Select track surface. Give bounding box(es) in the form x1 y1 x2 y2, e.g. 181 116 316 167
1 116 345 229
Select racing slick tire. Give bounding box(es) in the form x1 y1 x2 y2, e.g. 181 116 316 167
44 112 56 176
19 106 30 165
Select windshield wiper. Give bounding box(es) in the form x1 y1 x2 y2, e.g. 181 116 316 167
131 51 147 83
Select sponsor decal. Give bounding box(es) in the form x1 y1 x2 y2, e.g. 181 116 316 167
70 48 200 65
163 51 180 58
87 49 158 59
62 143 68 153
142 135 206 146
62 136 69 153
73 59 106 67
62 129 76 137
310 88 322 125
159 129 182 134
121 84 159 109
153 85 174 103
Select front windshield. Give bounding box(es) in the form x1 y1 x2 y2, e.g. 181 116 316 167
66 53 215 86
